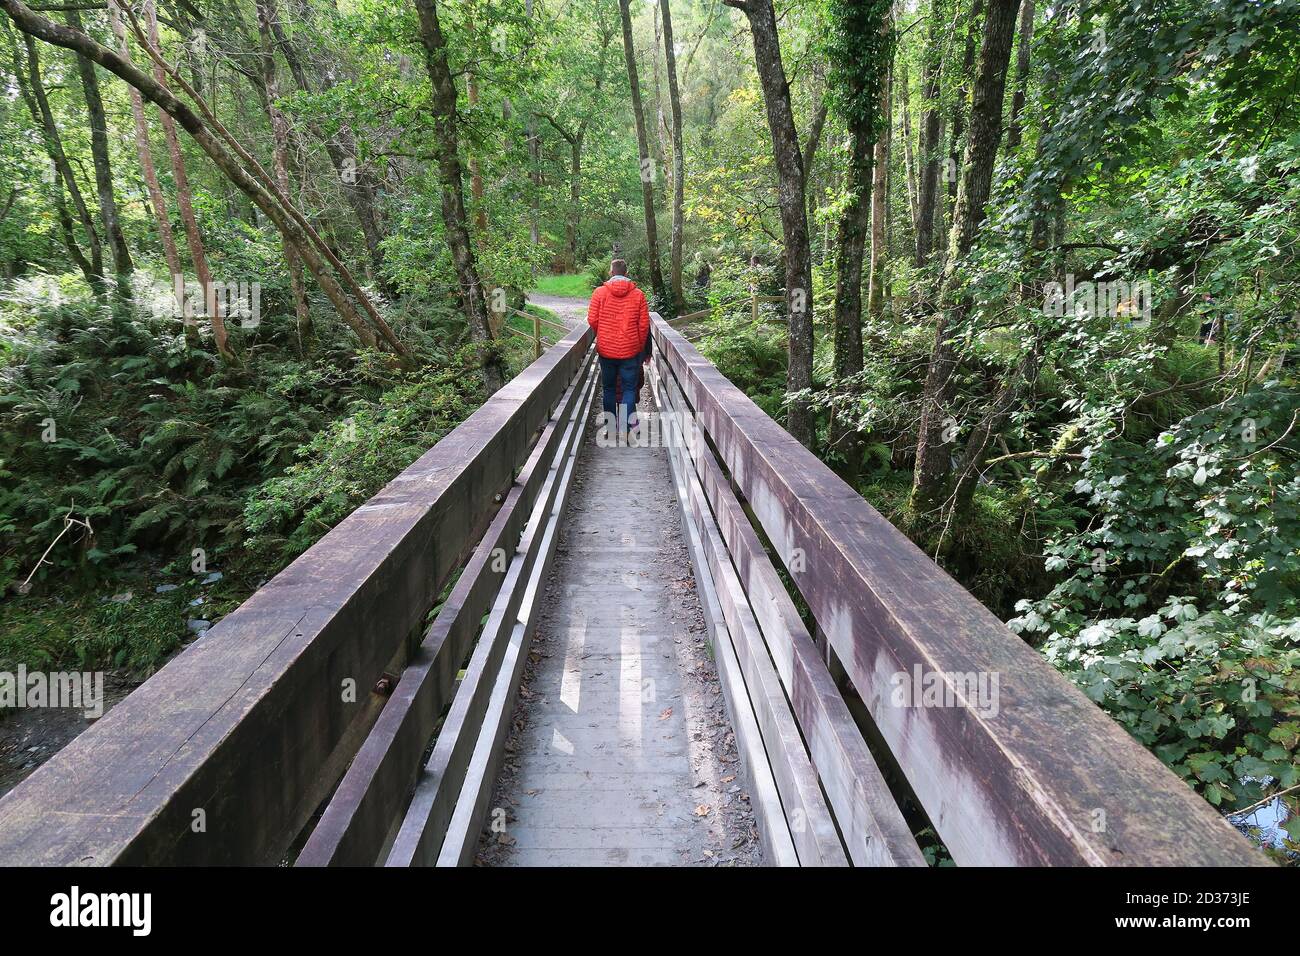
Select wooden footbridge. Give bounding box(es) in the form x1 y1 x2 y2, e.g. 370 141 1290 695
0 315 1266 866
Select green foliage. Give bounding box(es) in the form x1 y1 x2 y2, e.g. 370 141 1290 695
243 355 481 563
0 286 480 587
532 273 596 298
0 574 238 677
822 0 894 136
1011 385 1300 827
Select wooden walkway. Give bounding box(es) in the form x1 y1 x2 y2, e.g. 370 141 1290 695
476 393 762 866
0 311 1266 868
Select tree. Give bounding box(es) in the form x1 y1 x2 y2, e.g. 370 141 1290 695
867 43 892 319
6 25 102 292
914 0 945 268
107 0 182 317
910 0 1022 513
143 0 229 359
537 2 618 274
1004 0 1035 155
618 0 666 306
723 0 815 448
827 0 894 474
413 0 505 391
256 0 312 345
659 0 686 316
65 7 132 287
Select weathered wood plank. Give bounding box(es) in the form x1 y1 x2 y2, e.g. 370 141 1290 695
653 362 847 866
656 355 924 866
651 317 1265 867
297 348 595 866
0 327 594 866
653 365 799 867
387 365 597 867
432 375 598 866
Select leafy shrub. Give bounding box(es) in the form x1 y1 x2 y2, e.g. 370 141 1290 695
1012 384 1300 840
243 355 481 562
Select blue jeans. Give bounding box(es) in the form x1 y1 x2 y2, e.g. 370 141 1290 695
600 355 640 425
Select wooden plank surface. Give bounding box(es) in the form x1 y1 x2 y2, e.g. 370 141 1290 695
651 316 1265 867
386 364 597 866
0 327 593 866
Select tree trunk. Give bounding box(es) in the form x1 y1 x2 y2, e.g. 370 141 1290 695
900 65 919 245
525 0 540 268
914 0 944 268
256 0 312 345
650 5 669 173
14 31 105 291
108 0 181 305
467 69 487 236
867 56 892 318
660 0 686 315
830 91 878 477
1005 0 1034 154
618 0 666 306
803 93 829 242
725 0 814 447
65 6 132 287
911 0 1021 514
567 131 583 270
413 0 505 392
143 1 231 358
948 0 984 206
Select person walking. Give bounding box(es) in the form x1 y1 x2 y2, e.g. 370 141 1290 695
587 258 651 431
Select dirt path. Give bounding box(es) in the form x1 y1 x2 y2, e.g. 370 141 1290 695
527 292 590 330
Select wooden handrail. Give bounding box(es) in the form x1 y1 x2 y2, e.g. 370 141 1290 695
0 326 595 865
649 314 1266 867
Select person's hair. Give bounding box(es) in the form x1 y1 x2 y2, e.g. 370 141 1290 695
609 259 628 277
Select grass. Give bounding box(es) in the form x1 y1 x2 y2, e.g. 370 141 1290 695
0 572 247 678
531 273 594 298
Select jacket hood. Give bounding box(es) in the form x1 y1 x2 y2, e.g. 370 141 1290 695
604 276 637 297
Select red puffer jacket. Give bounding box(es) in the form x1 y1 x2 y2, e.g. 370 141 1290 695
587 277 651 359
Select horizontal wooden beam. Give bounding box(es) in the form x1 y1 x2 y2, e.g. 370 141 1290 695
653 357 799 867
432 372 598 866
0 327 594 866
654 360 847 866
654 353 924 867
297 348 595 866
388 363 596 867
651 317 1265 867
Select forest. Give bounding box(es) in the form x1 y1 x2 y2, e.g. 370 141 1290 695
0 0 1298 862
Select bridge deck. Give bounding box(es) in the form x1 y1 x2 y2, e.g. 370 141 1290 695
476 390 763 866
